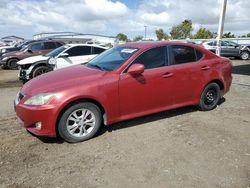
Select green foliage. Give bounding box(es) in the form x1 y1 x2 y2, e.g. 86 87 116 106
170 19 193 39
246 33 250 37
222 32 235 38
133 35 143 42
193 28 213 39
155 28 169 40
116 33 128 42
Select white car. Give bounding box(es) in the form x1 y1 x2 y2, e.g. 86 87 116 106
18 44 107 83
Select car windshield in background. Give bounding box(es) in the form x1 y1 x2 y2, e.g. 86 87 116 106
86 46 138 71
45 46 66 57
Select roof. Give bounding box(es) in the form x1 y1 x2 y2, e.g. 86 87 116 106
64 43 108 49
121 41 198 49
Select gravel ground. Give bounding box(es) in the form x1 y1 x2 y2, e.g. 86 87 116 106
0 60 249 188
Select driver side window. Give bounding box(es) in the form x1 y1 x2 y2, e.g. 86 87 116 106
132 46 167 70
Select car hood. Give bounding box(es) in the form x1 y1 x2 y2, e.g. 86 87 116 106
21 65 106 96
18 55 49 65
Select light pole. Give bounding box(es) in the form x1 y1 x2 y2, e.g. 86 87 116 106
144 25 147 40
216 0 227 56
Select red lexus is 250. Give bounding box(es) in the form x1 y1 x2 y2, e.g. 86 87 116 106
14 42 232 143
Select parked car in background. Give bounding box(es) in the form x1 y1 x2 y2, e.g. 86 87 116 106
0 40 40 57
201 40 250 60
0 40 64 69
18 44 107 83
14 41 232 143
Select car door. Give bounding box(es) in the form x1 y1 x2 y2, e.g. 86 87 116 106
223 41 240 57
168 45 207 106
119 46 175 118
56 46 92 69
28 42 44 57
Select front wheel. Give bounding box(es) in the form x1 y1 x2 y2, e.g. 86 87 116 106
32 66 51 78
58 102 102 143
198 83 221 111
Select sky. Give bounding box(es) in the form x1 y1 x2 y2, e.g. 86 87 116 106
0 0 249 39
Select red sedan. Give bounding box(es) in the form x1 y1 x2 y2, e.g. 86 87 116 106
14 42 232 143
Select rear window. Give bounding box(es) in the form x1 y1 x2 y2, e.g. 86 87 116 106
44 42 57 50
93 47 106 54
195 49 204 61
171 45 196 64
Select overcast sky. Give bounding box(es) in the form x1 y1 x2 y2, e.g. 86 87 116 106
0 0 249 39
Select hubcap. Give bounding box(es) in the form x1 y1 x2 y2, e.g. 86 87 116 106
66 108 96 137
241 52 249 60
205 89 216 105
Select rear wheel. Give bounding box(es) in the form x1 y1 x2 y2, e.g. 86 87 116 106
198 83 221 111
32 66 51 78
240 51 250 60
58 102 102 143
7 59 19 69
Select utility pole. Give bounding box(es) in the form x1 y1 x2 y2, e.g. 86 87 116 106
216 0 227 56
144 26 147 40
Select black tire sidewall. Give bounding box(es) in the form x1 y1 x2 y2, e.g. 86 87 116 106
199 83 221 111
7 59 18 69
32 66 51 78
58 102 102 143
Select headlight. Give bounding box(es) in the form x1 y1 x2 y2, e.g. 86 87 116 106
2 57 8 61
2 49 6 53
48 57 56 65
24 93 57 105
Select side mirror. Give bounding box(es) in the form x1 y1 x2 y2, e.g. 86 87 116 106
127 63 144 75
59 53 69 58
27 49 33 53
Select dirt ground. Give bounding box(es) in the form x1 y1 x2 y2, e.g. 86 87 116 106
0 60 249 188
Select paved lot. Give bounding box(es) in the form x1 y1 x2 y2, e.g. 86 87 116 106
0 60 250 188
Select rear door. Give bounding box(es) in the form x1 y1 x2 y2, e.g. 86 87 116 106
119 46 175 117
168 45 207 106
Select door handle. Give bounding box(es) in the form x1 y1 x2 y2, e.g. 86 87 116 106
201 66 210 71
162 72 174 78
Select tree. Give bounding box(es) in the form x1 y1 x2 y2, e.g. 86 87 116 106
247 33 250 37
155 28 169 40
170 19 193 39
116 33 128 42
193 28 213 39
222 32 235 38
133 35 143 42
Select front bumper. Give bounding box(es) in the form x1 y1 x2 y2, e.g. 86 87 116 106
14 97 58 137
18 68 31 81
0 60 7 66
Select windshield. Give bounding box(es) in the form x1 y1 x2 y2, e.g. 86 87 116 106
45 46 66 57
86 46 138 71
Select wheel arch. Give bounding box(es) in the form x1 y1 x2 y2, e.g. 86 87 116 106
30 61 52 78
204 79 225 96
55 98 106 136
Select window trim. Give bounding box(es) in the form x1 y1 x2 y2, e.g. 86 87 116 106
168 45 204 66
121 45 169 74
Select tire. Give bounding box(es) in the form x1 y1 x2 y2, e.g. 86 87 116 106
240 51 250 60
7 59 19 70
58 102 102 143
198 83 221 111
32 66 51 78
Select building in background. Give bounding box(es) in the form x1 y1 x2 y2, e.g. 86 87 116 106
33 32 118 47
